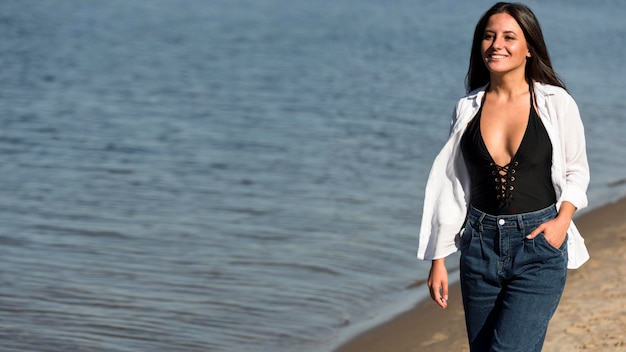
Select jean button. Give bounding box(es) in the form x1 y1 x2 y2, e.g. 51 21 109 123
498 219 505 225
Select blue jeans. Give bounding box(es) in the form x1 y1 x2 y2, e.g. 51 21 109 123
459 205 567 352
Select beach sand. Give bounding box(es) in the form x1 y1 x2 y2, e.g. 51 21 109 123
336 197 626 352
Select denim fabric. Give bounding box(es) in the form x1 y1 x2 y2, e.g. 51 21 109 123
459 205 567 352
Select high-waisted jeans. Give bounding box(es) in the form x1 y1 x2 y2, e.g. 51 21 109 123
459 204 567 352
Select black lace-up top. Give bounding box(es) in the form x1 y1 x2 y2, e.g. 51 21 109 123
460 90 556 215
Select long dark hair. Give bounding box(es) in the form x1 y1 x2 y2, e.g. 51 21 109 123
465 2 566 92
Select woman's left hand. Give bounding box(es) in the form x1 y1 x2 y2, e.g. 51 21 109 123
526 217 569 248
526 201 577 248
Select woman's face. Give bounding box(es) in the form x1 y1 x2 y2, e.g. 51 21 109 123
481 13 531 77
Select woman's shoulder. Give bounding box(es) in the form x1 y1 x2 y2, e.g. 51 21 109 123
455 84 488 108
534 82 573 100
534 82 579 111
461 84 488 99
534 82 582 126
448 85 488 132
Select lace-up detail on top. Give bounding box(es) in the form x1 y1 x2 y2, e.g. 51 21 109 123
490 161 517 204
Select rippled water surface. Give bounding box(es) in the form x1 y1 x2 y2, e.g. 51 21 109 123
1 0 625 351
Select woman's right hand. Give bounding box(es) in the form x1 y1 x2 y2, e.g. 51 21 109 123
428 258 449 309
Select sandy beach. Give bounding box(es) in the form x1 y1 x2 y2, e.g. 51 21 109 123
336 197 626 352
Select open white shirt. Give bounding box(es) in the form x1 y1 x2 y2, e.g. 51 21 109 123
417 82 590 269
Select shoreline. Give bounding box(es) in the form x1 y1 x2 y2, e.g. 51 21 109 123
335 197 626 351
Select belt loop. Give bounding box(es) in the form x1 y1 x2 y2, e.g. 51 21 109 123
517 214 524 233
478 213 486 259
478 213 486 234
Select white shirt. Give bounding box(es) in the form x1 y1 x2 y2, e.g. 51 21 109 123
417 82 590 269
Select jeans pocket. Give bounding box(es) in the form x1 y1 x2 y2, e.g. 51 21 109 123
535 233 567 254
458 225 475 253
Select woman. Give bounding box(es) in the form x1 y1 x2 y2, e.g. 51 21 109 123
417 2 590 351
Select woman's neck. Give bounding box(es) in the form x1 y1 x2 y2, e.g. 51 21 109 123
488 74 530 98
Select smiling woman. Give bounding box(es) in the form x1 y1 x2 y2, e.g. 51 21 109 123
418 2 590 351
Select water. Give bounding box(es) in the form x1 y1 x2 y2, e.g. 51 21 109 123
1 1 625 351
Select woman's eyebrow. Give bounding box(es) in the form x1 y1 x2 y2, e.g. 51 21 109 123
484 29 519 35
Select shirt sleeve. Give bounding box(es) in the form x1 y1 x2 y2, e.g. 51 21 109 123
558 93 590 210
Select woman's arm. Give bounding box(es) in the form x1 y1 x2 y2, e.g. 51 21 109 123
527 90 589 248
557 93 589 210
428 258 449 309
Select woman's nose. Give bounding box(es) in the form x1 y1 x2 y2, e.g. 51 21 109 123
491 36 504 49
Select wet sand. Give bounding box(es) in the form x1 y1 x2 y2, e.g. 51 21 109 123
336 197 626 351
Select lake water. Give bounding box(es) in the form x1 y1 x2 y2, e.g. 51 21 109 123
1 1 625 351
